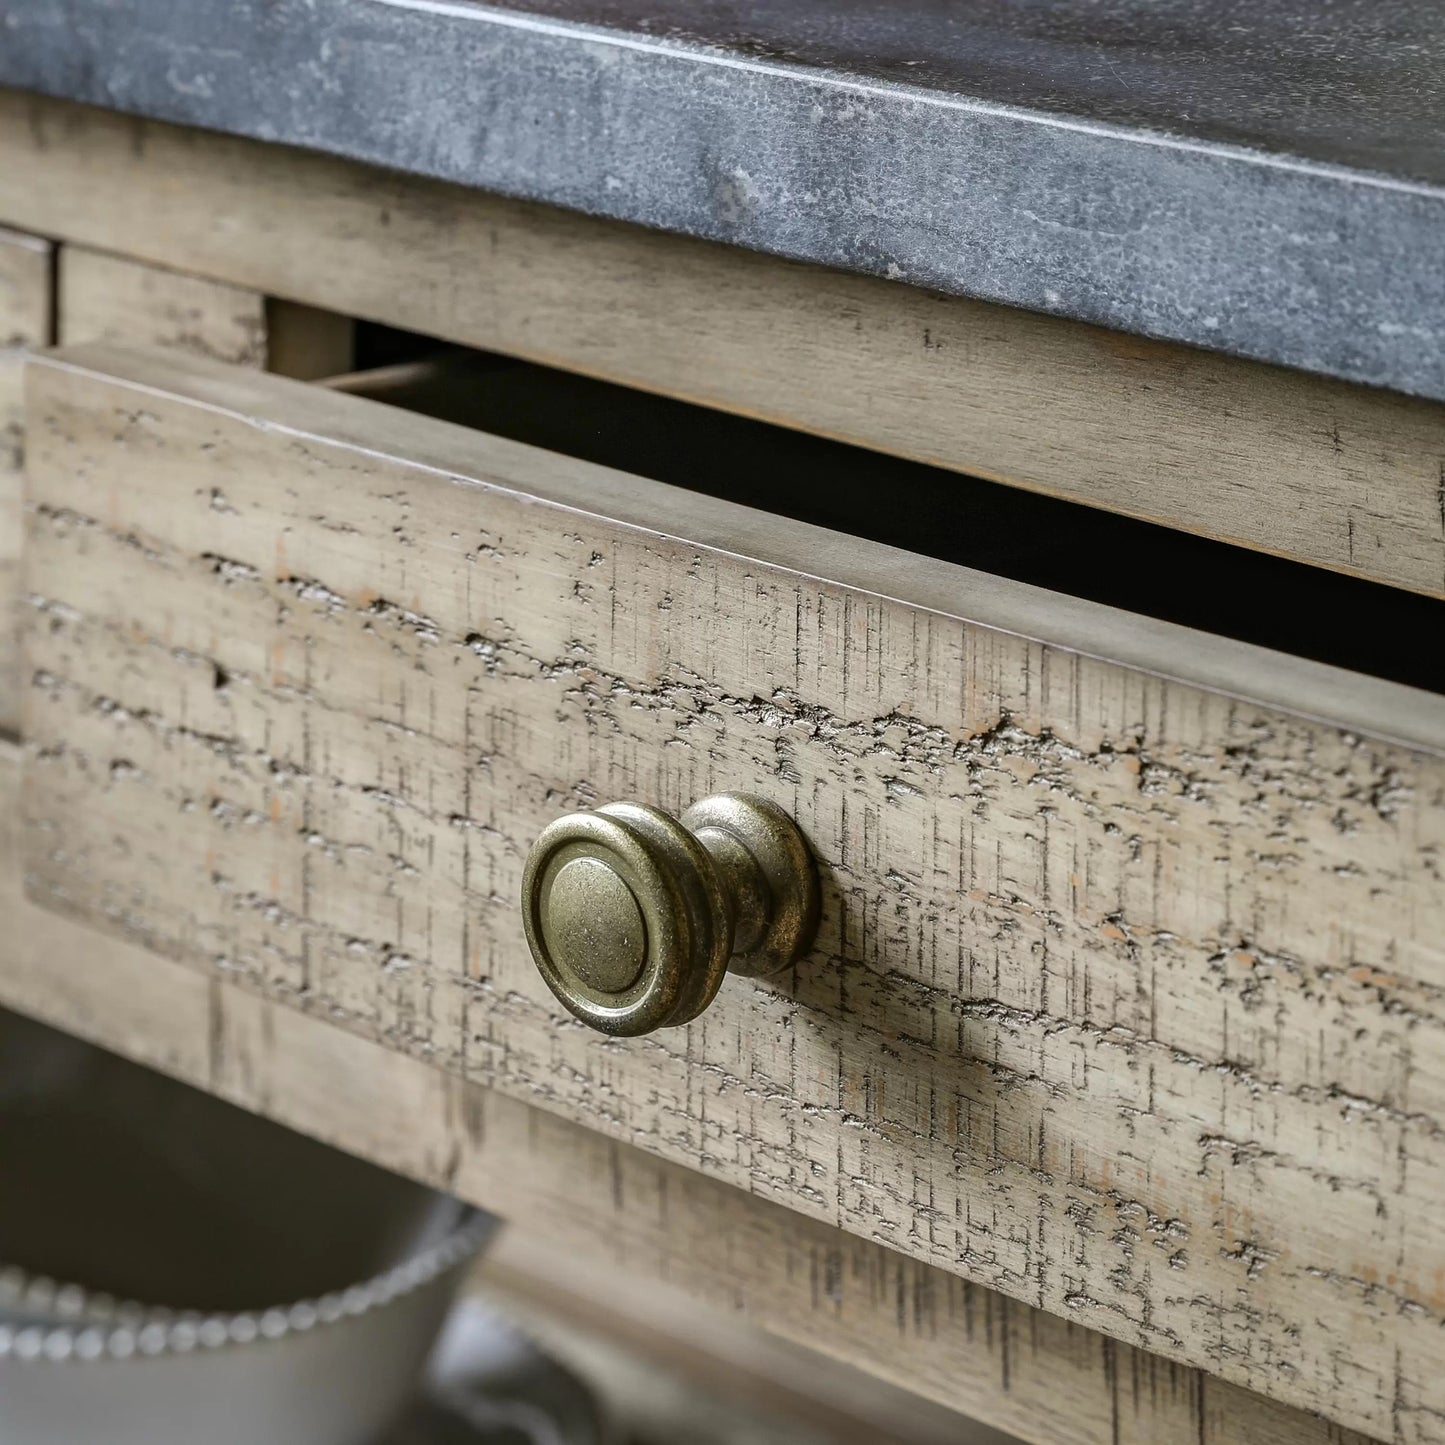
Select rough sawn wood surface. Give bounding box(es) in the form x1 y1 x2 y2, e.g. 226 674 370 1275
0 740 1377 1445
19 346 1445 1441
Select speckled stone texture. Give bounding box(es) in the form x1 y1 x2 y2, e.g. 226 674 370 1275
2 0 1443 398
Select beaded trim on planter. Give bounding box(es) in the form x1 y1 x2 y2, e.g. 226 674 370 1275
0 1211 493 1363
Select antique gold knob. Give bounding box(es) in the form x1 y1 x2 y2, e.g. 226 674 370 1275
521 794 819 1036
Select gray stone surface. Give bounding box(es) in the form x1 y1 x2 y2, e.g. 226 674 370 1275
2 0 1443 398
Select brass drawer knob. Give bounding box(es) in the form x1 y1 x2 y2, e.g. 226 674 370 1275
521 794 819 1035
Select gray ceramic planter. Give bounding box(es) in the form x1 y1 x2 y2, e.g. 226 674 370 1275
0 1009 496 1445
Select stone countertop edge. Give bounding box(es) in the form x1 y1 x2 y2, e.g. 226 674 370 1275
2 0 1443 402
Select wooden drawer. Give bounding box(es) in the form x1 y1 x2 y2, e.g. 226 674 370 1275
0 741 1372 1445
19 343 1445 1442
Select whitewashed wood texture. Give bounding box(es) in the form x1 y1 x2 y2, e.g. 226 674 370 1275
475 1231 1004 1445
0 224 52 735
0 739 1379 1445
0 244 306 728
2 89 1444 596
8 236 274 734
20 346 1445 1438
57 244 269 366
57 245 355 379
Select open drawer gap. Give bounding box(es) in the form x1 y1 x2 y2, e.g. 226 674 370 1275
326 337 1445 695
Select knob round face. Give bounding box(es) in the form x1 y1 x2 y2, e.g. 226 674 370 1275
542 856 647 994
521 803 732 1036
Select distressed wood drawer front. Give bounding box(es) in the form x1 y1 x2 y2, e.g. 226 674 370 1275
21 344 1445 1442
0 742 1382 1445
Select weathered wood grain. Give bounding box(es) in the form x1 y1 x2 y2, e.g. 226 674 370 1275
0 225 48 358
0 223 52 735
20 346 1445 1436
57 244 269 366
474 1233 997 1445
0 739 1379 1445
57 246 355 381
2 90 1444 596
2 244 307 728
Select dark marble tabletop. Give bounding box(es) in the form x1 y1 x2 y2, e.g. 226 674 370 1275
3 0 1443 398
503 0 1445 185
